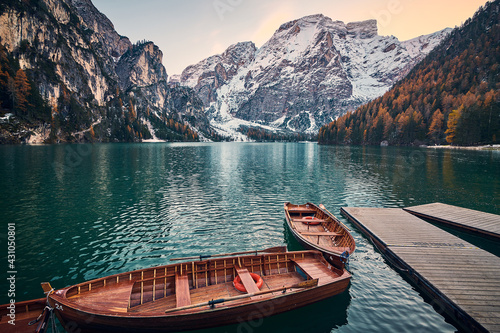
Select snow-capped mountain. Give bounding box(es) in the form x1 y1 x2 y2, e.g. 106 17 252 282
181 14 451 138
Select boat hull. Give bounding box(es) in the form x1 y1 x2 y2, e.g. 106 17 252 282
46 250 350 332
289 229 347 268
50 277 350 332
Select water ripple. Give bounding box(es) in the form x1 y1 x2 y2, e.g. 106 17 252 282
3 143 495 332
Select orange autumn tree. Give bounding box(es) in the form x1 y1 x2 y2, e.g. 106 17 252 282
14 69 31 115
428 109 445 144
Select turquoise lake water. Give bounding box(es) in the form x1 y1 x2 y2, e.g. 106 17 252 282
1 143 499 332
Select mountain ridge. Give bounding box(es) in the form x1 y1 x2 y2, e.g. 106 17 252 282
318 0 500 146
0 2 452 143
180 14 451 140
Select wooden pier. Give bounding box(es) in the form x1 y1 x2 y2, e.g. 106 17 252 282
404 203 500 241
340 207 500 333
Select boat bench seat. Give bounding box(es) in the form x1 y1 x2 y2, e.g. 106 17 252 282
291 258 335 284
175 273 191 307
292 218 328 223
301 231 341 244
300 232 341 236
287 208 316 214
234 266 260 294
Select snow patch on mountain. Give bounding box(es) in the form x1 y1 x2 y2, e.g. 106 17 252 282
181 14 450 140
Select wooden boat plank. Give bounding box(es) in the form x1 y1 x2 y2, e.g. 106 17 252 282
128 294 177 313
68 280 134 313
234 266 260 294
291 259 337 284
262 272 305 290
130 281 252 314
175 273 191 308
287 208 317 214
191 282 235 301
325 246 350 254
292 218 329 223
300 232 341 236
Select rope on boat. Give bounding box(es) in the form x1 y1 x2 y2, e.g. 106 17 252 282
28 306 48 326
27 288 60 333
50 307 59 333
28 287 54 326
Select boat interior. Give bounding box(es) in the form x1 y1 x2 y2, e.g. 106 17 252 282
61 251 345 316
0 298 47 333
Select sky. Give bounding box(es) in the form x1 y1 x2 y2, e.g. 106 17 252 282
92 0 489 76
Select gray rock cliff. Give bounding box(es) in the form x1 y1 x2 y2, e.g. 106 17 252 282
0 0 212 143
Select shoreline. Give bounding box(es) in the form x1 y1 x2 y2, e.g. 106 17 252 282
426 144 500 151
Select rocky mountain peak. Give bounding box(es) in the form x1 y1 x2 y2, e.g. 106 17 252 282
346 19 378 39
181 14 450 138
116 41 167 88
69 0 131 58
221 41 257 66
180 41 257 105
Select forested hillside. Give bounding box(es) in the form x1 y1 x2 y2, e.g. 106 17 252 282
318 0 500 146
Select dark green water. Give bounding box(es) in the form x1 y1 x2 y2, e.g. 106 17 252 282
1 143 499 332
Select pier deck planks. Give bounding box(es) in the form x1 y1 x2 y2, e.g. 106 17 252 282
341 207 500 333
404 203 500 240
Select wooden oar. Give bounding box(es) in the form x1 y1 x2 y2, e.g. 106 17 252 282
164 278 318 314
169 246 287 261
319 204 351 231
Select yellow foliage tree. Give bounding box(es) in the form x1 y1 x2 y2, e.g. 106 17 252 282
445 106 463 144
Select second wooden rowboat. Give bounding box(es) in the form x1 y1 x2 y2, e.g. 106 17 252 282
45 249 350 332
0 298 50 333
284 202 355 266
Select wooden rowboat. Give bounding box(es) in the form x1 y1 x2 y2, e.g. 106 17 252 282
44 249 350 332
0 298 50 333
284 202 356 266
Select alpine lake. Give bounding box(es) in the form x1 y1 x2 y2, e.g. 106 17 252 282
1 142 499 332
